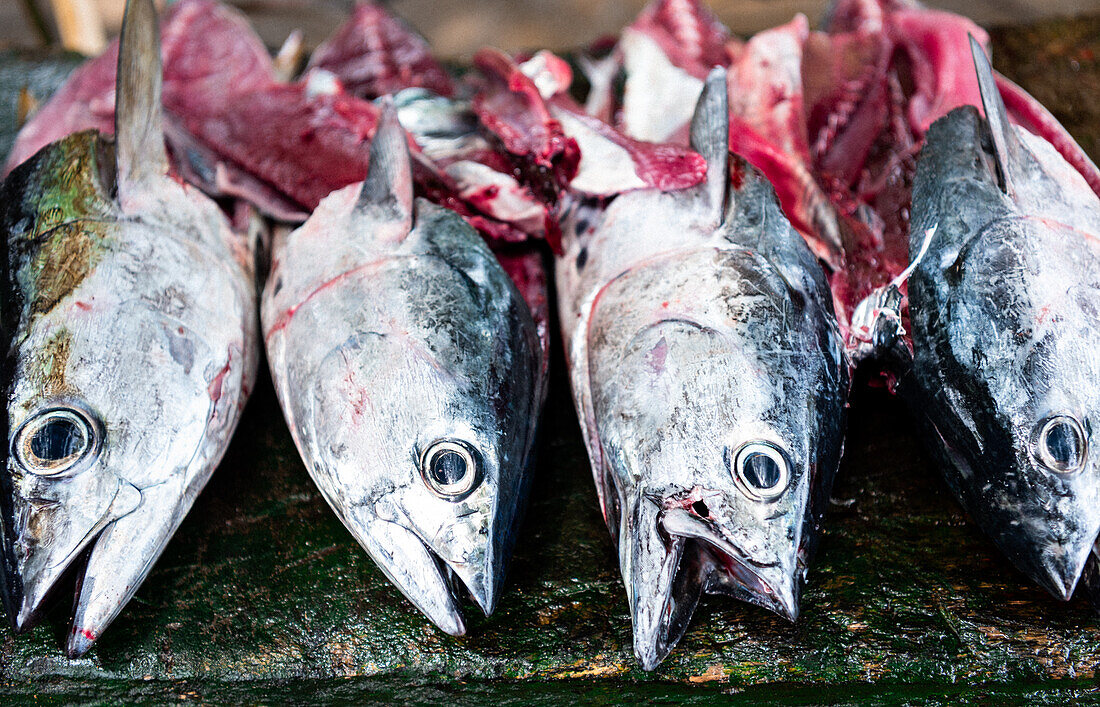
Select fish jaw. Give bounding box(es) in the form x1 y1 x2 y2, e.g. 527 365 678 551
920 405 1100 602
620 494 693 671
622 496 803 670
2 459 130 633
65 478 192 656
661 507 802 622
337 484 516 634
346 505 468 636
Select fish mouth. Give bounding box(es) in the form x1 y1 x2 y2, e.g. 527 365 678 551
662 507 800 620
4 479 198 658
346 510 501 636
5 534 92 639
624 499 799 671
7 529 118 659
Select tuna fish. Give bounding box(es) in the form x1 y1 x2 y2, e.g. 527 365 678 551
261 104 543 635
466 40 847 664
0 0 257 656
8 0 553 631
906 38 1100 602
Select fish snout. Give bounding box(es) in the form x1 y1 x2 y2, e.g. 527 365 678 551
346 509 468 636
1012 532 1093 602
1 473 140 636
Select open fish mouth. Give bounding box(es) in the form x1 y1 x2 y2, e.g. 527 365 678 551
7 528 114 658
3 475 217 658
662 508 799 619
347 511 501 637
627 502 798 670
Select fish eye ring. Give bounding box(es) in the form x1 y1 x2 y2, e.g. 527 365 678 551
1033 415 1087 474
730 441 790 502
12 407 98 477
420 440 480 500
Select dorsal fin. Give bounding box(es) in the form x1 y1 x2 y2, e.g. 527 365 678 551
356 98 414 233
969 34 1021 197
688 68 730 226
115 0 169 204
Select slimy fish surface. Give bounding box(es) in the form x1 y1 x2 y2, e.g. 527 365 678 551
906 38 1100 603
262 105 543 635
0 0 257 656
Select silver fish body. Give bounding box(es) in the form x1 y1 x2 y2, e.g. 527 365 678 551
0 0 257 656
555 72 847 669
262 106 542 635
907 39 1100 600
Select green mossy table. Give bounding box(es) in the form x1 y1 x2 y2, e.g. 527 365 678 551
2 15 1100 705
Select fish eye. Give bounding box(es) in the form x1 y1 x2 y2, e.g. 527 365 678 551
420 440 480 500
729 441 790 501
1033 415 1087 473
12 408 97 477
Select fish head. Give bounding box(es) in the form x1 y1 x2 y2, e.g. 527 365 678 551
4 243 230 616
0 132 251 639
584 241 845 668
263 104 542 635
301 228 540 633
911 210 1100 600
908 39 1100 601
567 69 846 669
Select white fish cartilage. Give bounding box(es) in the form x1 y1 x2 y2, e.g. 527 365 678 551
849 224 938 363
890 223 938 291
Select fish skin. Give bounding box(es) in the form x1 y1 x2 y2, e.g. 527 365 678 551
0 0 257 656
555 71 847 669
906 42 1100 601
261 106 543 634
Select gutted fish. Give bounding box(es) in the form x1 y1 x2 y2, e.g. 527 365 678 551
261 105 543 634
0 0 257 656
552 71 846 668
906 38 1100 601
